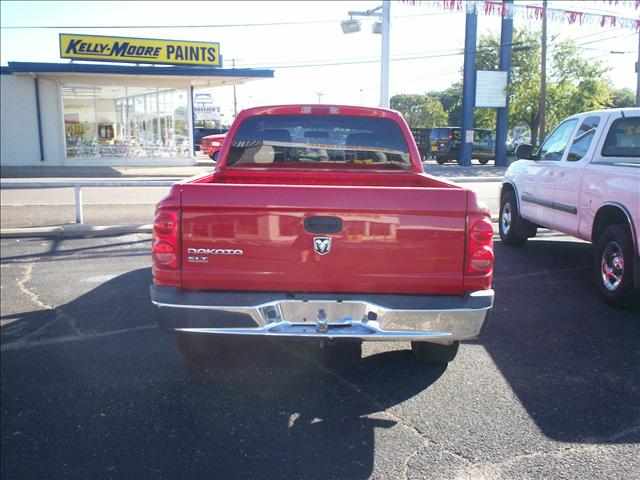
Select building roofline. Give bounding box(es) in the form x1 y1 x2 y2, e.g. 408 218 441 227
4 61 273 79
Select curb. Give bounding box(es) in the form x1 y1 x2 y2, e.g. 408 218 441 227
1 224 152 239
445 176 502 183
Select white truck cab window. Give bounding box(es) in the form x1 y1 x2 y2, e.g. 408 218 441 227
538 119 578 161
567 116 601 162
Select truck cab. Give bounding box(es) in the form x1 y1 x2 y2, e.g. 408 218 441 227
500 108 640 307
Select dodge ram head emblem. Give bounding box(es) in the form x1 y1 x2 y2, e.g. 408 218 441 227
313 237 331 255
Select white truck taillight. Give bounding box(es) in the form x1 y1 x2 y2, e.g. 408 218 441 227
466 215 494 274
152 210 179 269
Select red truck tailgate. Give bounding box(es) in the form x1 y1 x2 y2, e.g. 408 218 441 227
179 181 467 295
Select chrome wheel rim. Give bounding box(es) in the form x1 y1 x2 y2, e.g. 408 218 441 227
501 202 512 235
601 241 624 292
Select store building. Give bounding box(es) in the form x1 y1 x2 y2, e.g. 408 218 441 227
1 35 273 167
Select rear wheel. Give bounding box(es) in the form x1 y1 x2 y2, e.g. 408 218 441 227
594 224 637 308
411 341 459 364
499 190 535 246
478 158 490 165
436 158 447 165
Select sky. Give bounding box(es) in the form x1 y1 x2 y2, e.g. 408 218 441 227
1 1 638 124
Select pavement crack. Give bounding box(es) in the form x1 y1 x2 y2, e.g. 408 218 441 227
456 436 640 479
401 447 421 480
1 325 156 351
281 345 476 466
17 263 51 311
14 263 80 339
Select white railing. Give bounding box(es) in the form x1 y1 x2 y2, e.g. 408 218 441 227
1 173 503 225
0 180 176 224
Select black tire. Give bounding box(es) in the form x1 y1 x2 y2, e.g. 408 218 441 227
499 190 534 246
478 158 490 165
411 341 459 364
436 158 447 165
175 334 234 366
210 151 219 161
594 224 637 308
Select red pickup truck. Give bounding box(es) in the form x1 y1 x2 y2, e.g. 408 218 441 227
150 105 494 365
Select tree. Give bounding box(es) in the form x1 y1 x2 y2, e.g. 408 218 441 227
390 94 448 128
608 88 635 108
474 29 613 146
427 83 462 126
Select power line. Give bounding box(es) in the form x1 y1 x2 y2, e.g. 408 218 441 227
0 11 450 30
239 33 631 70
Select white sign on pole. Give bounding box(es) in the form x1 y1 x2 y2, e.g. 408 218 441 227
194 105 221 121
475 70 508 108
465 130 474 144
194 93 213 104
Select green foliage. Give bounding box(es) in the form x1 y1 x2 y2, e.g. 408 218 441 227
390 93 448 128
608 88 635 108
391 28 622 144
427 83 463 127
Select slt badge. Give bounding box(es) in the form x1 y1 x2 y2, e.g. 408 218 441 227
313 237 331 255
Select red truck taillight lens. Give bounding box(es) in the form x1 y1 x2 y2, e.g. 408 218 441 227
153 241 177 266
153 210 179 269
154 213 176 235
467 216 494 274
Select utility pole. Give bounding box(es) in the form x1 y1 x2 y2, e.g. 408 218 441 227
232 58 238 118
636 30 640 107
380 0 391 108
459 4 478 167
495 0 514 167
539 0 548 146
343 1 390 108
317 92 324 103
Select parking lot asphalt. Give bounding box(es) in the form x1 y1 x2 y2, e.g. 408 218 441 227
1 232 638 479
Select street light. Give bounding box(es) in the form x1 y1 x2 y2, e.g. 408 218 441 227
340 18 361 34
341 1 390 108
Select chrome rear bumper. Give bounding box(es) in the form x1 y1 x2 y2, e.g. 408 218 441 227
151 287 494 341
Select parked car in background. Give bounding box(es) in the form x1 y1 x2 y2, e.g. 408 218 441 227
430 127 461 163
151 104 494 366
410 128 431 161
430 127 495 164
500 108 639 307
194 127 227 151
200 133 227 160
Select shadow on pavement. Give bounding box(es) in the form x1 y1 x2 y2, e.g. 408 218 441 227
482 239 640 444
1 268 153 340
1 268 445 479
2 237 639 479
0 237 150 265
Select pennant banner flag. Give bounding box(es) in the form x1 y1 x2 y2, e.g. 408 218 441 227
403 1 640 31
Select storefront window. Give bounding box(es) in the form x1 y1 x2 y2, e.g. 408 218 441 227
62 84 189 159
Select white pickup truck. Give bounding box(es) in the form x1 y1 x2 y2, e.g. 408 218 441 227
499 108 639 307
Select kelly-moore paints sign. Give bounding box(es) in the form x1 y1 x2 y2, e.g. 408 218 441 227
60 34 221 67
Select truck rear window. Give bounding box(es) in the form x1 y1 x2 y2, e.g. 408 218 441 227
226 115 411 169
600 117 640 163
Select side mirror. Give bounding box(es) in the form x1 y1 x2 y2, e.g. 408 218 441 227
515 143 535 160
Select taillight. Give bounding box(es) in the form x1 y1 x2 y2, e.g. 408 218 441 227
154 213 176 235
153 209 179 269
153 241 177 266
466 216 494 274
